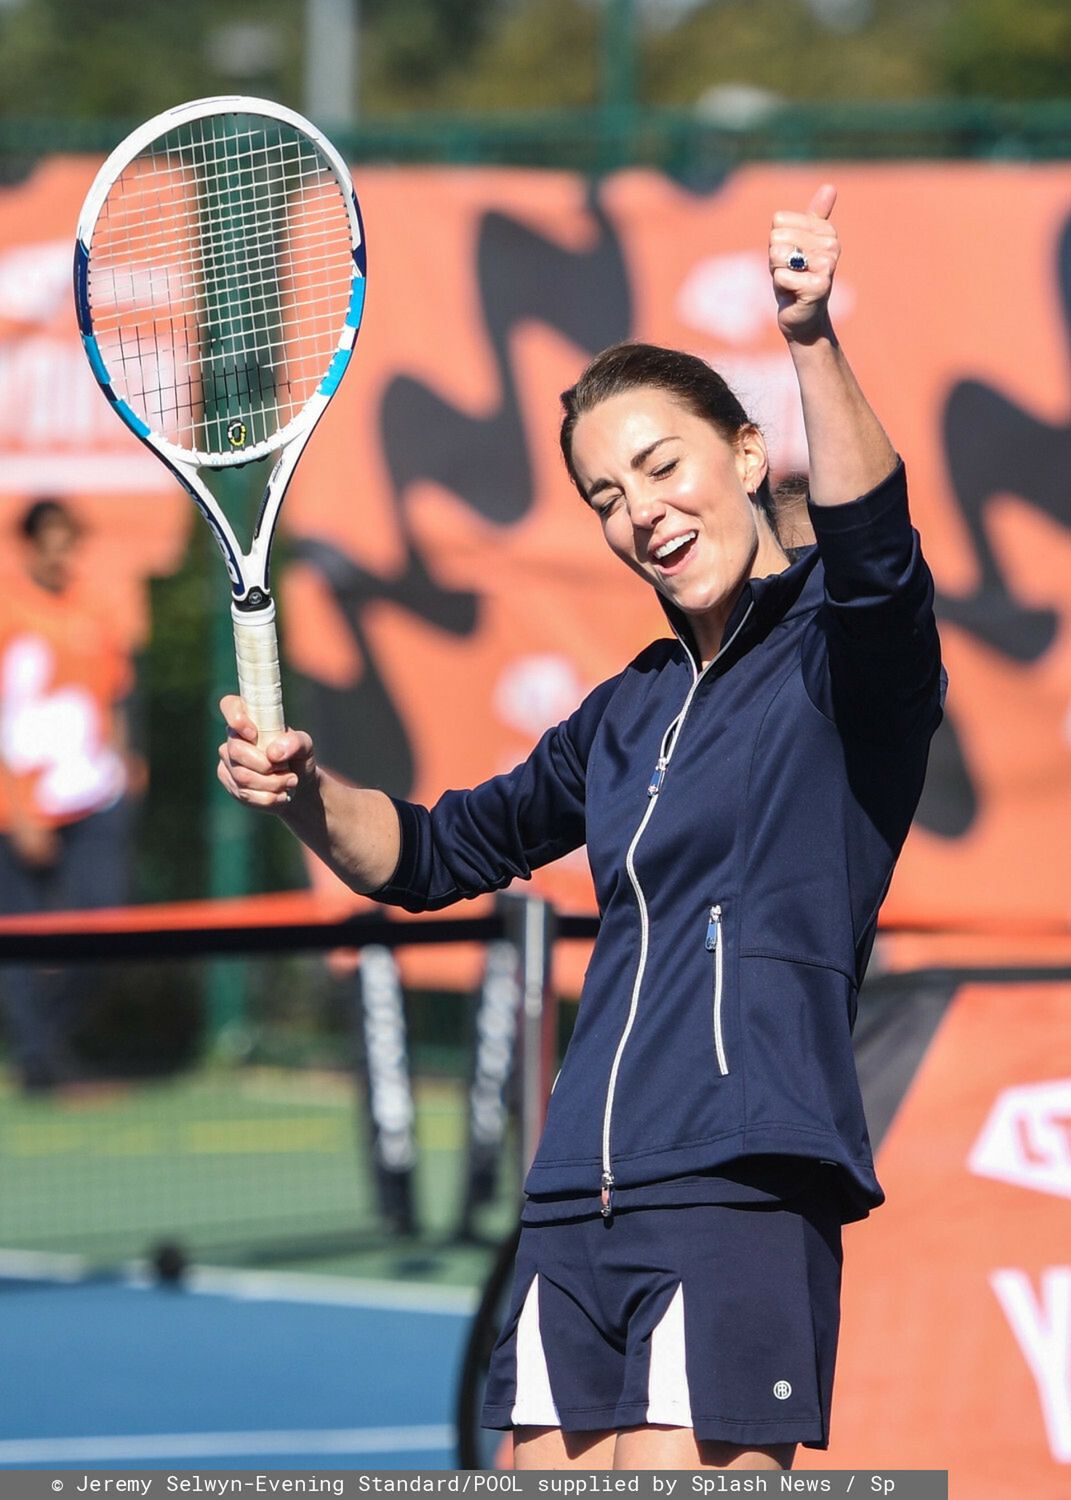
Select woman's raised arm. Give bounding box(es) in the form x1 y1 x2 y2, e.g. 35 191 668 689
769 186 944 746
769 182 898 506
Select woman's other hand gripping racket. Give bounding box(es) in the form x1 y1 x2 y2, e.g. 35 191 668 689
217 694 312 812
218 693 402 896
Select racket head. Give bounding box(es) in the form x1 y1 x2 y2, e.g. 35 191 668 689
74 96 366 469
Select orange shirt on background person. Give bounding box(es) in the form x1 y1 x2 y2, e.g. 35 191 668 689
0 570 132 833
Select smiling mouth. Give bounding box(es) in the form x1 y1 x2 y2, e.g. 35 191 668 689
652 531 698 570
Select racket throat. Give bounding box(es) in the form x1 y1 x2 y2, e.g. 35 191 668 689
234 585 273 612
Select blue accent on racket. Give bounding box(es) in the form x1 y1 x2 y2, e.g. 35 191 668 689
73 240 92 332
81 332 111 389
114 399 151 439
351 195 367 276
318 346 352 397
345 277 366 330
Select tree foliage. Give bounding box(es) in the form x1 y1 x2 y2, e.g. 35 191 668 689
644 0 948 106
3 0 1071 125
0 0 301 119
939 0 1071 99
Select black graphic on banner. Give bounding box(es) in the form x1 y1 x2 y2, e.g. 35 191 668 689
292 193 631 796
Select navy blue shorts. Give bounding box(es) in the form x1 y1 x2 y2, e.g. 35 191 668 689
482 1191 842 1449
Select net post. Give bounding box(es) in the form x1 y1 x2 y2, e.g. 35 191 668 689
497 891 558 1178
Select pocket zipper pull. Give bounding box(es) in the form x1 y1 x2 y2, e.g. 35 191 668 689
705 904 722 951
647 758 667 797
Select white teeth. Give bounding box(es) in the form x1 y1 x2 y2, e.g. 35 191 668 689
654 531 697 562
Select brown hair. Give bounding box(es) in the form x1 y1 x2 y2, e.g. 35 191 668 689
559 342 777 530
20 497 78 542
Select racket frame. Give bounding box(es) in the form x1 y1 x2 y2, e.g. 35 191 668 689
73 96 366 741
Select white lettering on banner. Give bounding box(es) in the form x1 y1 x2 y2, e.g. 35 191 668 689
675 248 854 474
676 253 774 345
969 1079 1071 1199
0 237 189 331
0 452 169 493
0 238 188 495
0 240 70 324
470 941 519 1149
0 338 117 445
493 654 585 739
0 338 174 492
360 946 416 1172
675 250 857 347
991 1267 1071 1463
0 336 188 448
0 635 124 818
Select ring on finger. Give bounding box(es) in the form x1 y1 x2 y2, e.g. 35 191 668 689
787 246 808 272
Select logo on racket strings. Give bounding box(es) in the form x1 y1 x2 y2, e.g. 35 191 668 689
227 419 248 449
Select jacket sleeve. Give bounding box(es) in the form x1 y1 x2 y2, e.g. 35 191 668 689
369 672 621 913
804 460 945 744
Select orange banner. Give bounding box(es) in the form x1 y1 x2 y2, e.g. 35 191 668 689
0 157 190 650
280 163 1071 937
1 159 1069 935
1 161 1069 1485
798 980 1071 1494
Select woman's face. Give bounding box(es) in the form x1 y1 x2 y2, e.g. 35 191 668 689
569 386 786 659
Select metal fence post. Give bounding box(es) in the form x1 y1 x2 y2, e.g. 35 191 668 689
497 890 558 1179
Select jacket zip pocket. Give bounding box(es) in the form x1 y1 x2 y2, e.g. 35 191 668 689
706 904 729 1076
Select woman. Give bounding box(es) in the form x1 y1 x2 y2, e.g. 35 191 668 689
219 185 943 1471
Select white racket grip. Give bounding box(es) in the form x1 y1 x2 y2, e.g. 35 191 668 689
232 601 285 748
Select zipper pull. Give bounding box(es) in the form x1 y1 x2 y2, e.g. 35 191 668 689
647 758 667 797
705 904 722 951
600 1169 615 1217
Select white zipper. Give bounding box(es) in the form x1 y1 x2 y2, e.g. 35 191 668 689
597 600 754 1217
706 904 728 1075
599 712 679 1214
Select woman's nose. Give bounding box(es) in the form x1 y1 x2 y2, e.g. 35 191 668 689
630 490 665 529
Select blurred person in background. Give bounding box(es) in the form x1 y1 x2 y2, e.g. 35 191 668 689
0 498 137 1091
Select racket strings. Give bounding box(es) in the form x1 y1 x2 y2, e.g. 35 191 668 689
97 139 326 211
91 157 344 230
195 116 350 448
89 210 347 279
87 114 355 458
90 249 353 333
187 115 348 451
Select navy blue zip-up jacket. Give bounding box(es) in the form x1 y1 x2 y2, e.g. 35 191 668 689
372 461 944 1222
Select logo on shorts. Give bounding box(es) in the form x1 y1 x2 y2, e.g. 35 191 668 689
773 1380 792 1400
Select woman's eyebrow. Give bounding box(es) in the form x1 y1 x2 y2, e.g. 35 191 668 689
586 436 680 503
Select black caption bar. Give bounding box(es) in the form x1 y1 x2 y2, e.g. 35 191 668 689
0 1469 948 1499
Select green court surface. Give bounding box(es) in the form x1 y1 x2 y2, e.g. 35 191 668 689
0 1066 517 1288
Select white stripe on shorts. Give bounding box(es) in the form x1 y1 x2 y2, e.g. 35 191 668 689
646 1282 693 1427
510 1274 561 1427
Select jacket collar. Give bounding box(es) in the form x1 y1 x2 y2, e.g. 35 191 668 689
657 545 821 670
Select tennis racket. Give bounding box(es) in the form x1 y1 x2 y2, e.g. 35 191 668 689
74 95 366 745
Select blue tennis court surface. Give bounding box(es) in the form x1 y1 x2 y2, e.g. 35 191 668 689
0 1270 474 1469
